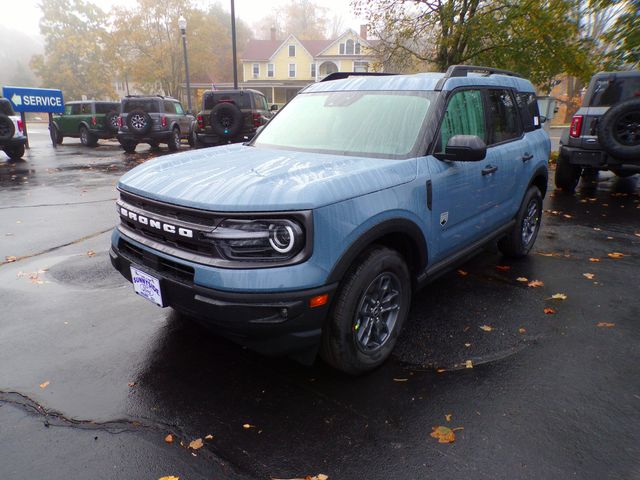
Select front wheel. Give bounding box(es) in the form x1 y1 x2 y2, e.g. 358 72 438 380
498 186 542 258
167 128 180 151
320 246 411 375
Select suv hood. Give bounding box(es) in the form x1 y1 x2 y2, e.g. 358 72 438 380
118 144 417 211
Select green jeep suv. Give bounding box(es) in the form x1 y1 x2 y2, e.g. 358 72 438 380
51 101 120 147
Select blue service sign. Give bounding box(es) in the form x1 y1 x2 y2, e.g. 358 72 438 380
2 86 64 113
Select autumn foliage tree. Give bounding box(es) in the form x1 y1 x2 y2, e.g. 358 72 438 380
30 0 116 100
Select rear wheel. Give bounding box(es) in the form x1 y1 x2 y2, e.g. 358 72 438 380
320 246 411 375
4 144 25 159
121 141 137 153
50 125 63 145
498 186 542 258
80 126 98 147
555 152 581 192
167 127 180 151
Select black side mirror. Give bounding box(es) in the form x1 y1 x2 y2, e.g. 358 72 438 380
270 104 278 111
539 115 548 124
434 134 487 161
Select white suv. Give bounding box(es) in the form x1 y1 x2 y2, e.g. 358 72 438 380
0 98 27 160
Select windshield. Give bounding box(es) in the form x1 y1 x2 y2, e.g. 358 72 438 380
253 91 435 158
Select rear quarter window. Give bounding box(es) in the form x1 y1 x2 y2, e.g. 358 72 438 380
516 93 541 132
95 103 119 114
589 77 640 107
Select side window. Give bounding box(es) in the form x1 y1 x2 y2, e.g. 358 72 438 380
163 100 176 114
174 102 184 115
486 89 521 144
81 103 92 114
70 104 81 115
64 104 73 115
438 89 485 152
516 92 541 132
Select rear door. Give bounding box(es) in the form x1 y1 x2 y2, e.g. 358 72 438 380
173 101 191 134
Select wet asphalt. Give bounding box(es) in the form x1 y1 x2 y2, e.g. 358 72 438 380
0 127 639 480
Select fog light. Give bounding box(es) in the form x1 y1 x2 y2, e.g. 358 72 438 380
309 294 329 308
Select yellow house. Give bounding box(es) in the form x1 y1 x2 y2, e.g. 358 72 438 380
239 27 380 105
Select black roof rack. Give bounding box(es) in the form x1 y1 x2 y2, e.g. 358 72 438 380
435 65 522 90
320 71 398 82
124 94 174 99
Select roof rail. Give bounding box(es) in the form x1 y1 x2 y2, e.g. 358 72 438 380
320 71 398 82
435 65 522 90
125 94 166 99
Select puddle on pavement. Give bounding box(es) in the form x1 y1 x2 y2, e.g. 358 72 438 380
47 252 126 289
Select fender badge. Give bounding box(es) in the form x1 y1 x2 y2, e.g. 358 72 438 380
440 212 449 226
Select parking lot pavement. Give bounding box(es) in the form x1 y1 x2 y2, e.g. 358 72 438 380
1 132 639 480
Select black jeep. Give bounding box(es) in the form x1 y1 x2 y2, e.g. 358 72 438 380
117 95 196 153
194 89 275 147
556 70 640 191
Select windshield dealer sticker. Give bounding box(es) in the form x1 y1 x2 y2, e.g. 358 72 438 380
440 211 449 227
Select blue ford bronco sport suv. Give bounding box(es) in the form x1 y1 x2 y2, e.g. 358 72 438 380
110 65 550 374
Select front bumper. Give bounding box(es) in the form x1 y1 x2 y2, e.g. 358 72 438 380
117 130 172 145
110 236 336 356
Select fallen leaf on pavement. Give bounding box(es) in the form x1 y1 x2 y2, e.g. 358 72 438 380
39 381 50 389
430 425 463 443
518 327 527 333
127 382 136 387
563 214 572 219
634 232 640 238
516 277 528 282
436 368 446 373
242 423 252 429
445 414 452 422
589 258 601 262
537 252 557 257
164 434 173 443
496 265 511 271
5 256 17 262
607 252 624 259
479 325 493 332
596 322 615 328
188 438 203 450
543 307 556 314
465 360 473 369
550 293 567 300
583 273 595 280
464 343 471 347
528 280 544 288
393 378 408 382
272 475 328 480
457 269 468 277
205 434 214 440
158 477 179 480
86 250 96 257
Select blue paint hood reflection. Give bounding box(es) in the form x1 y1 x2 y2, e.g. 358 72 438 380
118 144 417 211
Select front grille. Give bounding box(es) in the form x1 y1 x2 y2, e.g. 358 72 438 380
119 239 194 284
119 191 219 227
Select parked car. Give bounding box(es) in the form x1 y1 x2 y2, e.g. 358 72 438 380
194 89 275 147
0 97 27 160
110 66 550 374
556 70 640 191
117 95 196 153
50 100 120 147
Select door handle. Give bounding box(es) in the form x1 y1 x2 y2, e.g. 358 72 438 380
482 165 498 175
522 152 534 162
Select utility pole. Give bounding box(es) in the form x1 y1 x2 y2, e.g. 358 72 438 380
179 16 193 112
231 0 238 89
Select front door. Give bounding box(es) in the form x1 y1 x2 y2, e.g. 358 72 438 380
426 88 494 262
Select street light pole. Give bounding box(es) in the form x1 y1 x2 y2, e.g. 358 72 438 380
178 16 192 113
230 0 238 89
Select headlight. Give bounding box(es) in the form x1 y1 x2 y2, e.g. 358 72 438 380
204 218 305 261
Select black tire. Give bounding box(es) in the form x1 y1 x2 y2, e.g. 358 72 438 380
121 141 137 153
498 186 543 258
320 246 411 375
79 125 98 147
188 127 197 148
4 144 25 159
555 151 581 192
210 102 243 138
597 98 640 160
167 127 180 151
126 109 152 135
0 114 15 141
105 111 119 133
49 124 63 145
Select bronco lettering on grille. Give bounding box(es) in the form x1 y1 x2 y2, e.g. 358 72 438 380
119 206 194 238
